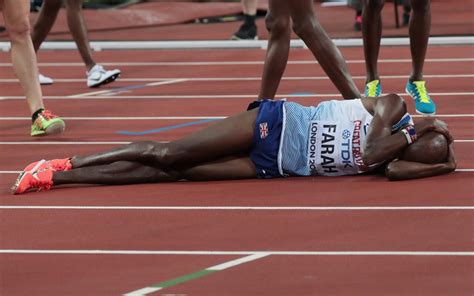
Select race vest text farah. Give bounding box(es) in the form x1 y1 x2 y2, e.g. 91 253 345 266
307 120 369 176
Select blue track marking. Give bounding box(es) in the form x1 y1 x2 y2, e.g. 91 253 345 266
117 119 222 136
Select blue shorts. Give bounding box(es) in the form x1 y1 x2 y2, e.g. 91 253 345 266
249 100 284 179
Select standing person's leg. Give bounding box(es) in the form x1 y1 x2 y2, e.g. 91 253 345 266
408 0 430 82
2 0 65 136
65 0 94 70
362 0 385 97
31 0 62 52
65 0 120 87
290 0 360 99
348 0 364 31
257 0 291 99
405 0 435 115
232 0 259 40
31 0 62 85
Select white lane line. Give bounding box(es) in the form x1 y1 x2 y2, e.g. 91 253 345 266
67 78 188 98
1 206 473 210
1 114 473 120
124 287 162 296
207 253 270 271
0 140 472 145
2 92 474 100
0 250 472 256
0 58 473 67
1 74 474 83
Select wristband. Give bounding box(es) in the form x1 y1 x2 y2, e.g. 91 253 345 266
401 125 417 144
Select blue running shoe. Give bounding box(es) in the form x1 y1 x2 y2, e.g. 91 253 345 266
364 80 382 97
406 80 436 115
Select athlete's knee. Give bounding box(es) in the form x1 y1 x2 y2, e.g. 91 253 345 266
291 16 319 39
132 141 181 167
265 13 290 37
7 19 30 42
386 93 407 110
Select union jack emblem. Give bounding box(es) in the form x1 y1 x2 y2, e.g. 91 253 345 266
259 122 269 139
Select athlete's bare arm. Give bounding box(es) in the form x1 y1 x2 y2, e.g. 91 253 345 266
361 94 410 165
385 143 456 181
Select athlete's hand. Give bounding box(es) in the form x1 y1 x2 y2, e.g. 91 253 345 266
445 143 457 171
415 118 453 143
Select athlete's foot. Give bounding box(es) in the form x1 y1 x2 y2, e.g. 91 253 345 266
11 166 54 195
231 23 258 40
31 109 66 137
354 15 362 31
364 80 382 97
87 64 121 88
38 73 54 85
23 158 73 172
406 80 436 115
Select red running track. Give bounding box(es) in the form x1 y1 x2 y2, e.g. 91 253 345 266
0 45 473 295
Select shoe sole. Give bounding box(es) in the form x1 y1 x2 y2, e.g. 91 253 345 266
88 72 121 88
44 121 66 136
11 171 27 194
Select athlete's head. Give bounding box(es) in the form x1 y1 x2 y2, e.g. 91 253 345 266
400 131 449 164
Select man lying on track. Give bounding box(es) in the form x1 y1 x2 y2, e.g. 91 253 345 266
12 94 456 194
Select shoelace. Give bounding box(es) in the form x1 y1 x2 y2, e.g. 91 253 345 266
414 82 431 103
39 110 57 120
366 81 379 97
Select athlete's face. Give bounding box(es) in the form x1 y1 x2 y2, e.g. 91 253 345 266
400 131 449 164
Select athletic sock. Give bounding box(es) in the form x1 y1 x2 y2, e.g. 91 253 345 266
243 14 256 27
32 108 45 123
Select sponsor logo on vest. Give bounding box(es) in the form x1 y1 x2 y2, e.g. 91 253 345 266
341 129 353 170
352 120 369 171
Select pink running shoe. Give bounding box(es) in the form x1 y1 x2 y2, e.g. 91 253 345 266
11 168 54 195
23 158 72 172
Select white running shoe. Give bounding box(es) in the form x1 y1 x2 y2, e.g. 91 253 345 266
86 64 121 88
38 73 54 85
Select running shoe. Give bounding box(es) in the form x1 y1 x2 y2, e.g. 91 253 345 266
231 23 258 40
23 158 72 172
354 15 362 31
31 109 66 137
87 64 121 88
364 79 382 97
406 80 436 115
11 163 54 195
39 73 54 85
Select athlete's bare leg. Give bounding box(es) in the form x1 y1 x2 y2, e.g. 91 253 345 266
258 0 360 100
408 0 430 81
257 0 291 99
53 156 256 185
362 0 385 83
1 0 44 114
31 0 62 52
242 0 258 15
65 0 95 70
70 109 258 170
290 0 360 99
